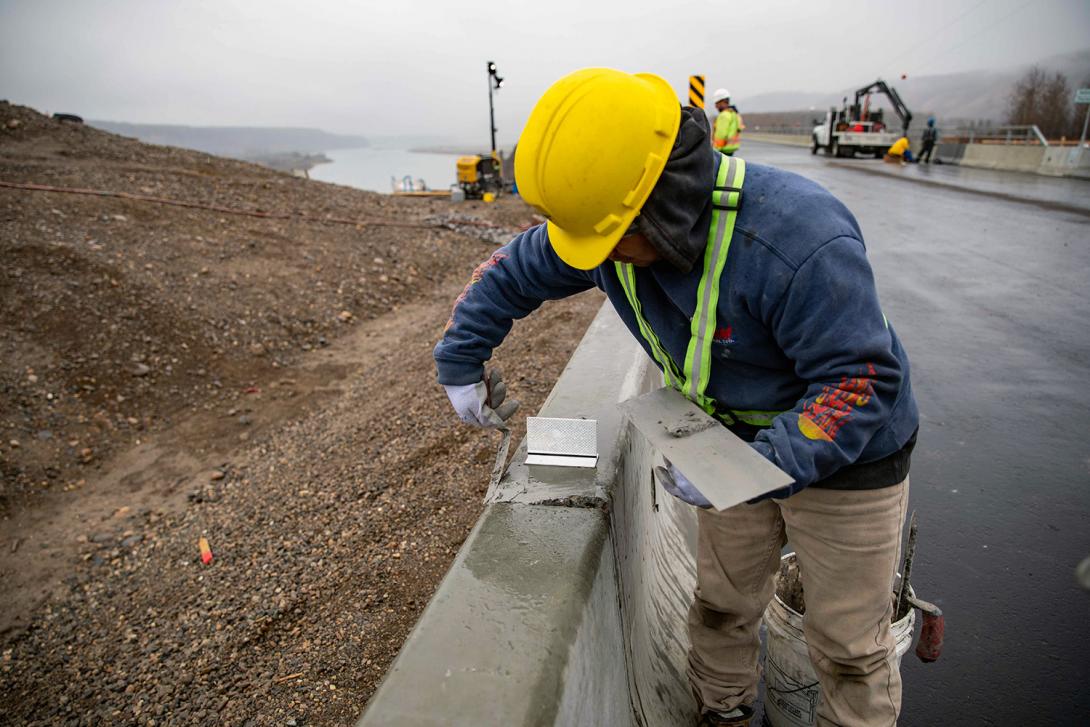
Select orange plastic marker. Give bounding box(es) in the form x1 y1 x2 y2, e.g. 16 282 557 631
199 536 213 565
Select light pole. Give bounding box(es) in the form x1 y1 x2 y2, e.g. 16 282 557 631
487 61 504 155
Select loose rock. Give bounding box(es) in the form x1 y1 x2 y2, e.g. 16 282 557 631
0 99 600 727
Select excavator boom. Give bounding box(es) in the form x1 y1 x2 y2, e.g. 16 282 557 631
853 80 913 135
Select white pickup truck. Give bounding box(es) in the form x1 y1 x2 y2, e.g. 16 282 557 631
811 112 899 158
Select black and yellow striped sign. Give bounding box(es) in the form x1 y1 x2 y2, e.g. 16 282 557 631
688 75 705 108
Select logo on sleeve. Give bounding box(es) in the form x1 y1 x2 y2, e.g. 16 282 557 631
798 363 876 442
711 324 737 358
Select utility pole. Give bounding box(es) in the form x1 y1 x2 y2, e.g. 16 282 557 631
487 61 504 155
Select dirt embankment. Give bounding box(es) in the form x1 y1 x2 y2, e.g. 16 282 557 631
0 103 603 726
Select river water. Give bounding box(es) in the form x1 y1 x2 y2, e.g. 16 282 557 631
309 147 464 193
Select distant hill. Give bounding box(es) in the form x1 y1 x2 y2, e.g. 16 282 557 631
87 121 369 159
736 49 1090 124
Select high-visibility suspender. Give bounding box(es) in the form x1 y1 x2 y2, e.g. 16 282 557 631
615 156 783 428
615 262 685 390
685 155 743 409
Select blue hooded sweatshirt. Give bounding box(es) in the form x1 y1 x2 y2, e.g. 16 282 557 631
434 109 918 496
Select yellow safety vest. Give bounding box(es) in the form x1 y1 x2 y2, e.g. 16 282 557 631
713 109 743 153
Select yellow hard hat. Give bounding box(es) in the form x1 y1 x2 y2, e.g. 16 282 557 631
515 68 680 270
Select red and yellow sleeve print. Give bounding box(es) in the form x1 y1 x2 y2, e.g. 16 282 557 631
797 362 876 442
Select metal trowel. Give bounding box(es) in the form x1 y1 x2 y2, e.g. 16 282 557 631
621 387 792 511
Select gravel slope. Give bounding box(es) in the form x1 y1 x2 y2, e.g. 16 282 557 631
0 103 604 726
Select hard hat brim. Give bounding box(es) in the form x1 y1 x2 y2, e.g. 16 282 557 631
546 218 632 270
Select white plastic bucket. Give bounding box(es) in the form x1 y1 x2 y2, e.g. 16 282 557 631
763 553 915 727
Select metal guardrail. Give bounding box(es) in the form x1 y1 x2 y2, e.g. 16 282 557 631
941 125 1048 147
748 125 811 135
755 123 1055 149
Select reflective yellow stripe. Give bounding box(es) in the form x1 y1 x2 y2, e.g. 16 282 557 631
615 156 787 428
685 156 742 413
615 261 683 389
684 156 745 403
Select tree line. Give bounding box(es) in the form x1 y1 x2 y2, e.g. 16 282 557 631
1006 66 1090 140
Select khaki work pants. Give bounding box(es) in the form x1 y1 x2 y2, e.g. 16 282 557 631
687 480 909 726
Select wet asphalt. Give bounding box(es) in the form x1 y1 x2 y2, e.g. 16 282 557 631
741 141 1090 724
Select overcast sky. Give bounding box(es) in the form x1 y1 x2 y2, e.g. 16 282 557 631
2 0 1088 144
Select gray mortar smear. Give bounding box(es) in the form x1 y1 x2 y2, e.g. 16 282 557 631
537 494 610 511
662 411 717 438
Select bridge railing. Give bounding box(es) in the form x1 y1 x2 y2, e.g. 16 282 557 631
940 124 1048 146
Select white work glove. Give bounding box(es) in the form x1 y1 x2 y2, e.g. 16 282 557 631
444 368 520 429
655 463 713 509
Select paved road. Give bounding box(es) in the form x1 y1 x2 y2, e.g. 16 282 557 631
740 141 1090 725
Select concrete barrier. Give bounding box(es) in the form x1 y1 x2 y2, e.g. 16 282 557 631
1039 146 1090 180
959 144 1046 173
357 500 634 726
936 142 1090 179
357 302 704 726
747 131 1088 179
611 403 700 725
935 142 966 165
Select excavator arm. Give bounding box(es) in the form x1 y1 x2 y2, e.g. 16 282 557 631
854 80 913 135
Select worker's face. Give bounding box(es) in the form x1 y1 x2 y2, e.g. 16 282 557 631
715 99 730 111
608 232 660 267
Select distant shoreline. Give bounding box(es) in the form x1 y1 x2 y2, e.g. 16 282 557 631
246 152 332 173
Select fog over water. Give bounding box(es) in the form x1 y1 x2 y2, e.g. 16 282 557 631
309 148 463 193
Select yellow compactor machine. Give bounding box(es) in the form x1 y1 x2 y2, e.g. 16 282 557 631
456 152 503 200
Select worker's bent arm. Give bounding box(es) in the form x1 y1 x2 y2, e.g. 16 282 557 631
434 224 595 386
752 235 907 493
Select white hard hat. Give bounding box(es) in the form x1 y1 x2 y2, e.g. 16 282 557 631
712 88 731 103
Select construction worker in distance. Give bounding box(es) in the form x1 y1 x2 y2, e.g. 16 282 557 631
435 68 919 727
710 87 743 156
918 117 938 164
884 135 914 165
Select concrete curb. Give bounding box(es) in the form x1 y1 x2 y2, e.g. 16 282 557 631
357 303 683 726
937 142 1090 179
357 502 628 726
827 160 1090 218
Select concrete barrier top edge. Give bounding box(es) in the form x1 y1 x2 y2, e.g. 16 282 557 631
490 300 653 506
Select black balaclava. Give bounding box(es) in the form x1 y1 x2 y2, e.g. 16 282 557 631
633 105 718 274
